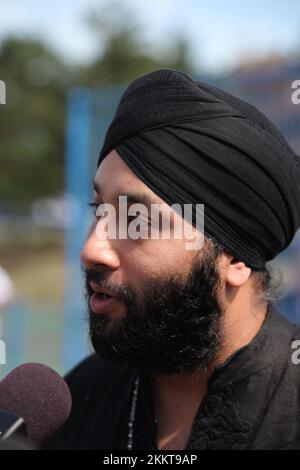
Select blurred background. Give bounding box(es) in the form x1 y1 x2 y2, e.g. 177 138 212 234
0 0 300 378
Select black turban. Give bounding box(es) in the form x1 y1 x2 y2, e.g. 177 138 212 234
98 69 300 270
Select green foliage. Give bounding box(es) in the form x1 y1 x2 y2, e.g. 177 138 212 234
0 3 196 209
0 38 67 209
82 0 195 86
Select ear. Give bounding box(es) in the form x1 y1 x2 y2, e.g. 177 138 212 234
221 255 252 288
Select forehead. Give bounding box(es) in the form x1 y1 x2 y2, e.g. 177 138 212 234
94 149 203 246
94 149 162 203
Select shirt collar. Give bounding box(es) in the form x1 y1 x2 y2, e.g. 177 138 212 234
207 303 287 393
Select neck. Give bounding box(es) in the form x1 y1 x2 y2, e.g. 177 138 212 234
150 298 269 450
150 369 209 450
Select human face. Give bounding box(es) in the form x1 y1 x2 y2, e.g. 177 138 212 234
81 150 223 374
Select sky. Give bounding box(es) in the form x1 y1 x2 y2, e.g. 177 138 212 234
0 0 299 72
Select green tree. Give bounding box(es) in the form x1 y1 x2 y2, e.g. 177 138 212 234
0 5 197 209
0 38 68 208
81 0 196 86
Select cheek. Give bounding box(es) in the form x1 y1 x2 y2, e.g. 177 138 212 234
118 238 196 285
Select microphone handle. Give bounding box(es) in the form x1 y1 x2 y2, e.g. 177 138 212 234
0 409 26 441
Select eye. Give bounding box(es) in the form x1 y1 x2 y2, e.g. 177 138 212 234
88 202 104 218
88 202 97 213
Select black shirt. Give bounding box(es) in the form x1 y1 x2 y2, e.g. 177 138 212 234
43 305 300 450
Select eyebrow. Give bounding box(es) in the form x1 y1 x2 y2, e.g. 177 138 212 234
93 180 156 208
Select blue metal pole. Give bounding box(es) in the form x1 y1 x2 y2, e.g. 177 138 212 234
63 88 92 372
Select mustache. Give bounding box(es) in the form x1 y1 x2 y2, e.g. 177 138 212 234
83 267 134 304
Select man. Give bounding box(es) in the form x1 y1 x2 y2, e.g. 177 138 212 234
44 69 300 450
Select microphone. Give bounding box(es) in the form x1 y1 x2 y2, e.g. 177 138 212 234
0 363 72 445
0 409 26 441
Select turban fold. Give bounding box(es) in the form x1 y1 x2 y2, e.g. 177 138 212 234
98 69 300 270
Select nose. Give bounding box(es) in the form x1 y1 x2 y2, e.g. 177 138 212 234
80 224 120 270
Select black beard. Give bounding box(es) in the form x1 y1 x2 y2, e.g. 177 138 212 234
84 248 223 376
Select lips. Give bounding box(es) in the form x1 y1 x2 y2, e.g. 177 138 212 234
89 281 121 298
89 281 122 314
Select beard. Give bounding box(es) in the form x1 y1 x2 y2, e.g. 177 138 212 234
85 244 224 376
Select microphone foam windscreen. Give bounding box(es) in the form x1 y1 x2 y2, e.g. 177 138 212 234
0 363 72 442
